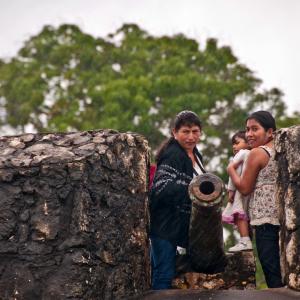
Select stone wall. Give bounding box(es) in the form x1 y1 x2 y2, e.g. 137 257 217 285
174 251 255 290
2 124 299 298
0 130 150 299
275 125 300 291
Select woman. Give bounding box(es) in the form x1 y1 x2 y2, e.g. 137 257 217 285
149 110 205 290
227 110 284 288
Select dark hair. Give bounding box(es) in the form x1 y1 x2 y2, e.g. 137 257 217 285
173 110 202 131
231 130 247 144
155 110 202 162
246 110 276 131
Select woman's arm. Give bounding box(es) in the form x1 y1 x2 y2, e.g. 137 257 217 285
150 153 191 206
227 148 269 195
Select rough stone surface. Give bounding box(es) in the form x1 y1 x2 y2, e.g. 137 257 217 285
138 288 300 300
0 130 150 300
174 251 255 290
275 125 300 291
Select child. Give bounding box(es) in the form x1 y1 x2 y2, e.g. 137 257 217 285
222 131 252 252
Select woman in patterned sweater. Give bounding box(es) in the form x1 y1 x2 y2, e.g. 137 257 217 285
149 110 205 290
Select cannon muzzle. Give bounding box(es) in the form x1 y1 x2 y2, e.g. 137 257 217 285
189 173 223 207
183 173 226 274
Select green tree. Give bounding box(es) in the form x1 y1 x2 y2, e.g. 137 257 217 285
1 23 298 289
0 23 298 177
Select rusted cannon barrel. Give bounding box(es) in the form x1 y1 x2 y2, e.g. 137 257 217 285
188 173 227 273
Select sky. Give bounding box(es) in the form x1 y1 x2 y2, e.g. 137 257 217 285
0 0 299 114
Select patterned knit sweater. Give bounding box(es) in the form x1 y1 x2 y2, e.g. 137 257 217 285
149 139 205 247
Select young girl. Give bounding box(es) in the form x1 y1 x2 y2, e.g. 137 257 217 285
227 110 283 288
222 131 252 252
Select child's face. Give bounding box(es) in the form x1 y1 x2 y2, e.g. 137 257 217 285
232 137 248 155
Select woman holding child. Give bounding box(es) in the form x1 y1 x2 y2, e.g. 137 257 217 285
227 110 284 288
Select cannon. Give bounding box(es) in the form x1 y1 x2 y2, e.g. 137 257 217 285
177 173 227 274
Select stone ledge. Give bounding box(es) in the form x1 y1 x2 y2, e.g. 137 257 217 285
139 287 299 300
173 251 255 290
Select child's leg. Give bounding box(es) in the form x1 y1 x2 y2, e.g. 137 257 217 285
236 218 249 237
228 218 252 252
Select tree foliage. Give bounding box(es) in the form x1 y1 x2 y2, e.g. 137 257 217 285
0 23 298 177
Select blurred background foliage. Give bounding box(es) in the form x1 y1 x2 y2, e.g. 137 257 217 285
0 23 298 288
0 23 298 178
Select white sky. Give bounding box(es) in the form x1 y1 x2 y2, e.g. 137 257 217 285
0 0 299 114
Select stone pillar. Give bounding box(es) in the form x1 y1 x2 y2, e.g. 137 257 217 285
275 125 300 290
0 130 150 300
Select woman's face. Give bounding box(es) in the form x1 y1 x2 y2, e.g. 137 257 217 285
246 118 273 149
173 125 201 153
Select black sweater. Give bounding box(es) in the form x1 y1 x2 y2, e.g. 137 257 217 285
149 139 205 247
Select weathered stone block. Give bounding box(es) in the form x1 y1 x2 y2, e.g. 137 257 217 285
275 125 300 291
0 130 150 299
174 251 256 290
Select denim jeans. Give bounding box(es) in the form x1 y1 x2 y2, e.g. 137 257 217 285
255 224 284 288
150 235 177 290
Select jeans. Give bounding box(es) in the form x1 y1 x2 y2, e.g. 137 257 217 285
150 235 177 290
255 224 284 288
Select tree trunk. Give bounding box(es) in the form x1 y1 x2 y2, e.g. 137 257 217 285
275 125 300 291
0 130 150 300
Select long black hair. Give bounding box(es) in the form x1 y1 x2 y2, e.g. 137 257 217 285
246 110 276 131
155 110 202 162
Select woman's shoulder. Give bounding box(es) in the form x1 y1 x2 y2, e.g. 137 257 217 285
246 146 271 169
158 141 187 163
258 145 274 156
247 145 273 160
249 146 271 155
